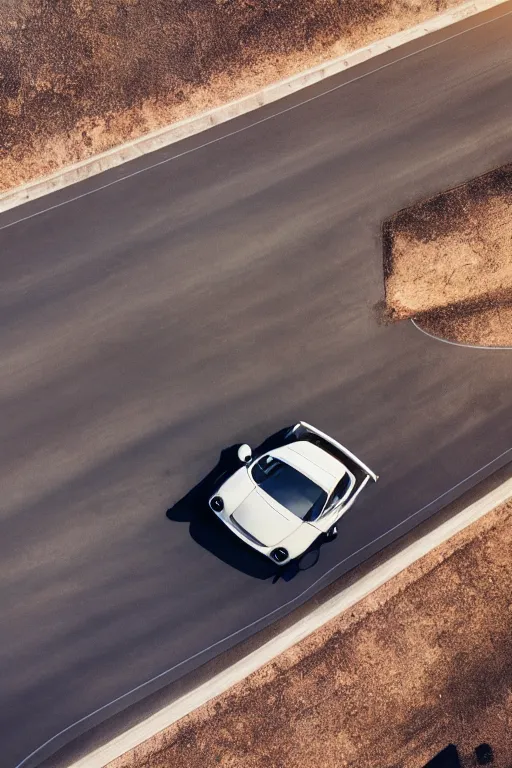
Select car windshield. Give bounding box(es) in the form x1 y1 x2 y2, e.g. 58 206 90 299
251 455 326 521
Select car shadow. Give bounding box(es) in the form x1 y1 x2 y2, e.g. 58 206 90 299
165 427 328 581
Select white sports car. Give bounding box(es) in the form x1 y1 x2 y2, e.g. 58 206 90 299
209 421 378 565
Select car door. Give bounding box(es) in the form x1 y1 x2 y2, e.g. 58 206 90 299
312 477 350 532
316 472 373 532
314 496 345 532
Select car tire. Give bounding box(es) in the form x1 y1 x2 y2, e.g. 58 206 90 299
325 525 338 542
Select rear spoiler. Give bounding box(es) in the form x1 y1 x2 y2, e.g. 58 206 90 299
287 421 379 482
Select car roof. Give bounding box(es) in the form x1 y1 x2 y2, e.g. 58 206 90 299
268 440 346 494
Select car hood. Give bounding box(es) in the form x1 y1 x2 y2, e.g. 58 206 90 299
232 489 301 547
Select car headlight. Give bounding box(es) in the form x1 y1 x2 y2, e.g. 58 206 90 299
270 547 289 563
210 496 224 512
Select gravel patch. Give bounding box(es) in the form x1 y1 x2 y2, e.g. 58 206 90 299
384 164 512 347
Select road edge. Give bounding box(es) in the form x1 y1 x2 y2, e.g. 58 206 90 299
0 0 508 214
65 470 512 768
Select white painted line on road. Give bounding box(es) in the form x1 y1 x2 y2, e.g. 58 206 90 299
411 318 512 350
15 445 512 768
0 0 510 222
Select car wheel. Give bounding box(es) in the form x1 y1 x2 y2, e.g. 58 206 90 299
325 525 338 541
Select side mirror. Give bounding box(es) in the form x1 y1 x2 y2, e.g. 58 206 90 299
238 444 252 464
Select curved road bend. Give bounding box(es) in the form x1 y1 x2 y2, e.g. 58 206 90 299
1 5 512 766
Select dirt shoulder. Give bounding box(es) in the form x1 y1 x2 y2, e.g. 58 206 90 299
0 0 464 192
107 496 512 768
384 163 512 346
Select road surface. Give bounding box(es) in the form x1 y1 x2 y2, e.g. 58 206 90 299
1 5 512 766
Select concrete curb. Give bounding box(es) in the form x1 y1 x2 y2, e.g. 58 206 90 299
1 0 509 214
66 472 512 768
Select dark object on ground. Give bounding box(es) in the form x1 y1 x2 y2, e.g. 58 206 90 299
424 744 461 768
475 743 494 765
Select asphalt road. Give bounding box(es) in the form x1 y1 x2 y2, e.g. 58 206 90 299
2 6 512 767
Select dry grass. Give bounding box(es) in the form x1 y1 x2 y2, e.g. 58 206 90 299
419 301 512 347
0 0 462 191
384 163 512 346
108 499 512 768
